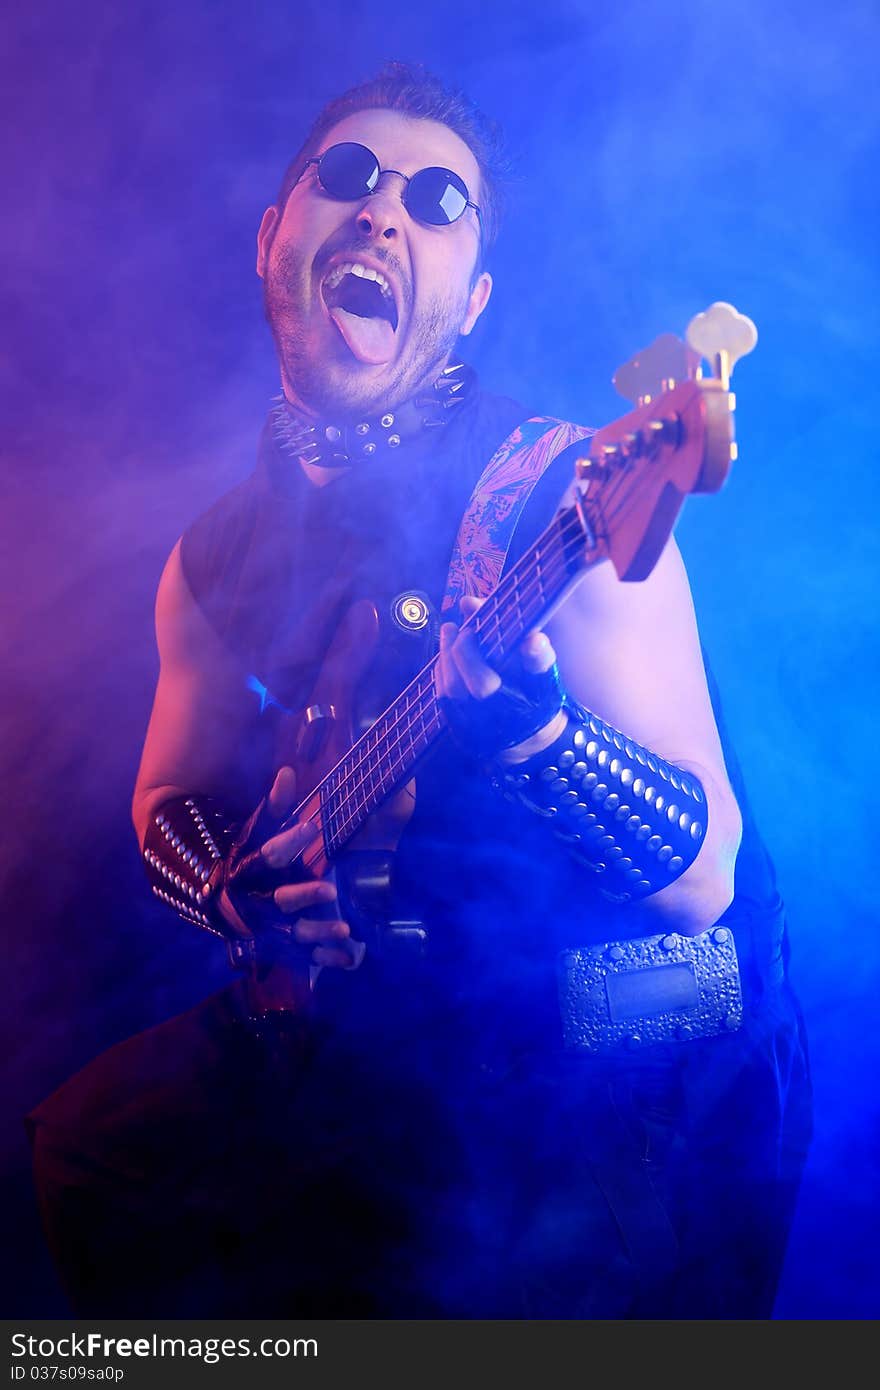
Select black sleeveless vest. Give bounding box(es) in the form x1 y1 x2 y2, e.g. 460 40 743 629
180 385 785 1050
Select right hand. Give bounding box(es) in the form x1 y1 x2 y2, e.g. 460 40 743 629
217 766 358 970
436 596 567 761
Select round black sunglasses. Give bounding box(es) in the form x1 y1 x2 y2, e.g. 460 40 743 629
295 141 482 233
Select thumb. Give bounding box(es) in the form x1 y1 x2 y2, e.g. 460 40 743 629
267 765 297 820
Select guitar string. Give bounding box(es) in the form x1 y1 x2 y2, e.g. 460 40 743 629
298 456 679 874
296 490 653 869
298 534 582 870
281 405 705 875
297 514 589 870
297 463 670 872
300 601 570 868
317 440 692 860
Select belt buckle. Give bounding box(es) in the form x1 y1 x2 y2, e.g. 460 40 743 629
557 926 743 1055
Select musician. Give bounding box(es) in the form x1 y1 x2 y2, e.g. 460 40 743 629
28 64 812 1319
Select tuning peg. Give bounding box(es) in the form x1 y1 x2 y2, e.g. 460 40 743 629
613 333 702 406
686 302 757 388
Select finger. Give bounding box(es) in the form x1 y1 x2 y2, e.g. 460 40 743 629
292 916 350 944
261 817 319 869
450 627 501 699
519 630 557 675
438 616 501 702
274 879 338 914
267 765 297 820
436 621 466 701
451 600 502 699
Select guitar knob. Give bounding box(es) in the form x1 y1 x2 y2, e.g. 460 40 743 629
391 592 431 632
686 302 758 387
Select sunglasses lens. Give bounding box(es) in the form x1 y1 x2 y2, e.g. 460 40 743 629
317 142 380 199
406 167 469 225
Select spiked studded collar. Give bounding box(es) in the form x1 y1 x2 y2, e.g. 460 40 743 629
269 361 475 469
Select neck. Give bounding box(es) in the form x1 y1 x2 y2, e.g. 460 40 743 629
269 362 476 472
279 358 449 422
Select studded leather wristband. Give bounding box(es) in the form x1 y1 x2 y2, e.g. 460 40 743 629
441 661 565 760
141 796 239 941
492 699 708 903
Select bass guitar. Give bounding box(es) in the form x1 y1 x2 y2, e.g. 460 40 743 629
258 302 757 994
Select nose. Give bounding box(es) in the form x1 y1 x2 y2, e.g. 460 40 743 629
354 171 406 240
355 194 400 240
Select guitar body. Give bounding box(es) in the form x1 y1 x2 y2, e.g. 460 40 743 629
275 596 418 863
240 304 752 1017
248 599 422 1018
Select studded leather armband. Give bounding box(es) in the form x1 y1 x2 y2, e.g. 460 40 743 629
141 796 239 940
492 700 708 903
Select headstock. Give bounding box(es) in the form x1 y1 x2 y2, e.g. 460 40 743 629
572 302 757 581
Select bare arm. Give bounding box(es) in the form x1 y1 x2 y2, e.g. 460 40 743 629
440 537 741 936
132 540 354 968
131 539 259 848
545 538 742 934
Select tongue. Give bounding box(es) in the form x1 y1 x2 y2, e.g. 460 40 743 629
329 305 396 366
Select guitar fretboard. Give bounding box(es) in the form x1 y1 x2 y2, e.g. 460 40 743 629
318 503 599 857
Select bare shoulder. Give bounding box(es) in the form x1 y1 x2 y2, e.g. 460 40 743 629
547 535 742 929
154 538 246 686
131 539 258 839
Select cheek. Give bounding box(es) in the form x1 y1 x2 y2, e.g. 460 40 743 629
272 200 339 274
413 245 475 312
267 242 306 307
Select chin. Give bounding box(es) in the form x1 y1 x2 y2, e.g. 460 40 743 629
291 355 409 421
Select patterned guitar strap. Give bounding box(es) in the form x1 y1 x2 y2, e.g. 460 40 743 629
353 416 593 961
443 413 683 1283
442 415 593 614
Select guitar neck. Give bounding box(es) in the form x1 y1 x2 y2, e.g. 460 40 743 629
292 350 742 861
316 499 602 858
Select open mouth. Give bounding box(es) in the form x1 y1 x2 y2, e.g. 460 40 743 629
321 260 400 366
323 262 399 331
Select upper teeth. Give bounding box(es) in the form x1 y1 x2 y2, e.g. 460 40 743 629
323 261 394 300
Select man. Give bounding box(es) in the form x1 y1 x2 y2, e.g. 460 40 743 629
29 63 811 1318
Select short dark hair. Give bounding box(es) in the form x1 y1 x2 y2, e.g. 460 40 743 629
276 62 507 254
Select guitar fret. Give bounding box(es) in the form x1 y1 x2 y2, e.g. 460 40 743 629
316 503 597 853
322 785 338 857
306 365 720 860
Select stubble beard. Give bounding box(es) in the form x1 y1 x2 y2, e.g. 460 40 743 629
263 242 469 420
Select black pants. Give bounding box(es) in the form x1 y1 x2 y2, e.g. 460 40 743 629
27 959 812 1319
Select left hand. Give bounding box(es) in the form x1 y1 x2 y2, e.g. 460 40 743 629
435 596 568 763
